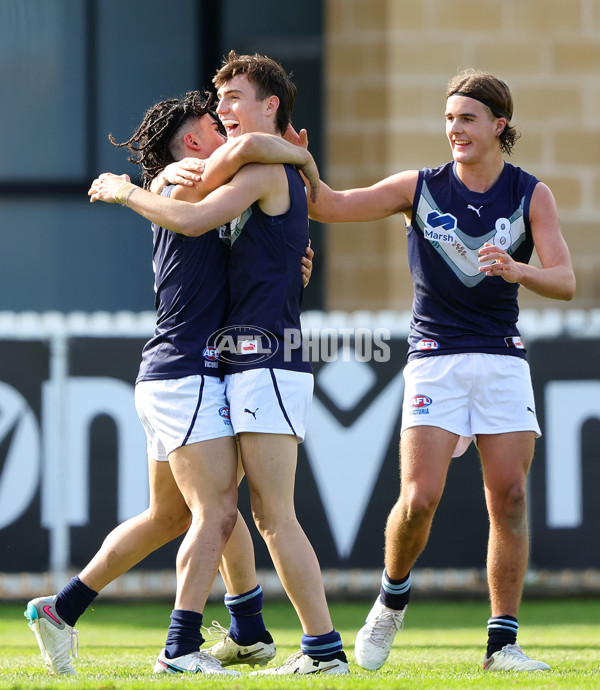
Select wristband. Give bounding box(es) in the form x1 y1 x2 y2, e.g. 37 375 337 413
114 182 138 206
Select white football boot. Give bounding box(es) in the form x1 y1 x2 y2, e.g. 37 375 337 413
204 619 276 667
251 650 349 675
483 643 550 671
354 595 406 670
25 595 78 675
153 647 241 675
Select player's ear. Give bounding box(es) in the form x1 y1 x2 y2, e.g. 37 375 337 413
183 132 202 150
265 95 280 116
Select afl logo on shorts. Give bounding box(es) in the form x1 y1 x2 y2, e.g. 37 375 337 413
202 347 219 361
410 395 432 408
218 406 232 426
416 338 439 351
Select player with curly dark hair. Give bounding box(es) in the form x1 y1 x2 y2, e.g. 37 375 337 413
109 90 223 187
26 89 317 677
88 51 349 677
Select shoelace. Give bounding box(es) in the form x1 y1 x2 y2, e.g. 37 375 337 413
277 651 304 671
53 627 78 672
500 643 530 660
202 620 229 643
369 612 404 646
70 628 79 659
195 650 227 671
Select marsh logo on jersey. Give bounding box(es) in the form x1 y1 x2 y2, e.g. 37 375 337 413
416 338 439 351
202 346 219 368
424 211 457 244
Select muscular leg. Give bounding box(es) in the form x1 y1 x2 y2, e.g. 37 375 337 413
218 512 257 593
203 447 274 656
478 431 536 617
239 432 332 635
79 457 191 592
27 457 193 676
168 436 239 613
354 426 457 671
384 426 457 578
219 448 259 595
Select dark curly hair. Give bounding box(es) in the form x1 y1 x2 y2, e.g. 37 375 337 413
109 90 223 188
446 69 520 155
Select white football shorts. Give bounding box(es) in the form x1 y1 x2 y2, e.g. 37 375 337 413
135 375 234 462
225 368 313 442
401 353 541 457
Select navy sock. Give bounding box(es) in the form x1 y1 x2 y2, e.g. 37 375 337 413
225 585 267 645
55 576 98 627
487 615 518 656
164 609 204 659
379 569 411 610
301 629 343 661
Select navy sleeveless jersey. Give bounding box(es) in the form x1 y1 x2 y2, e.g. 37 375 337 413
406 161 538 361
219 164 312 374
136 186 230 382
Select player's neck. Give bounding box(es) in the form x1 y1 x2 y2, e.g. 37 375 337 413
455 155 505 194
252 124 281 137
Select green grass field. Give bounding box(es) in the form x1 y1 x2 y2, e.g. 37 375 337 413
1 598 598 689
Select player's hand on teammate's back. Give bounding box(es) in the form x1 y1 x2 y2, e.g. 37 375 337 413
301 241 314 288
161 158 206 186
284 126 319 203
283 124 308 149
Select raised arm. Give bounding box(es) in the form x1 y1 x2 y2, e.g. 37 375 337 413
202 133 320 201
308 169 419 223
149 133 319 202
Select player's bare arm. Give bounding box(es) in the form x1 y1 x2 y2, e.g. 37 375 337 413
150 133 319 204
284 124 418 223
202 134 319 202
478 182 575 300
89 163 283 237
308 170 419 224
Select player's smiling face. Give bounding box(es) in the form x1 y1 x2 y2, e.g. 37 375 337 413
216 74 274 138
445 95 502 164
